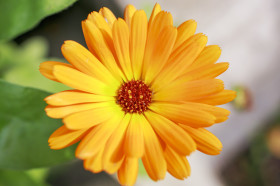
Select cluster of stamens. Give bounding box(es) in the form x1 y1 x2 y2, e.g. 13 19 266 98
116 80 152 114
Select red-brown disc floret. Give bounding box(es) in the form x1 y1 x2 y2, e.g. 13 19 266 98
117 80 152 114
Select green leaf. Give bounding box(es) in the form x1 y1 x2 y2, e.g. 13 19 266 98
2 37 68 93
0 169 49 186
0 80 75 170
0 170 39 186
0 0 77 42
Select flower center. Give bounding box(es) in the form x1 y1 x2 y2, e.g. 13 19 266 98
117 80 152 114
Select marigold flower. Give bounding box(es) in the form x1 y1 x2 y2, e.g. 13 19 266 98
39 3 236 185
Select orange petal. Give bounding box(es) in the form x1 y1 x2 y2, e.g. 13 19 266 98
82 20 125 81
164 146 191 180
152 34 207 91
187 45 221 72
149 103 216 128
76 113 124 159
130 10 148 80
112 18 133 80
45 102 109 119
145 111 196 155
178 62 229 82
99 7 117 28
48 125 89 149
53 65 116 96
148 3 161 28
194 89 237 105
180 125 223 155
81 20 98 58
61 40 118 86
53 65 115 96
181 102 230 123
103 114 131 174
124 4 137 29
153 79 224 102
86 11 117 63
141 116 166 181
104 156 124 175
39 61 73 82
173 19 197 50
84 148 104 173
142 11 173 80
118 157 138 186
45 90 114 106
63 103 121 130
124 114 145 158
87 11 112 37
144 26 177 85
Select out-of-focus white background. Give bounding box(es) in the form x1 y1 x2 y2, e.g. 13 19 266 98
115 0 280 185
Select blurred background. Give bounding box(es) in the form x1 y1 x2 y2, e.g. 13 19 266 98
1 0 280 185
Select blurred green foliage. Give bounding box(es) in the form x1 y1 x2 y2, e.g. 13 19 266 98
233 85 252 111
0 37 68 92
0 1 78 185
0 80 75 170
0 169 48 186
0 170 41 186
0 0 77 42
222 111 280 186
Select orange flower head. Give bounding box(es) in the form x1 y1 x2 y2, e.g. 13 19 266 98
39 3 236 186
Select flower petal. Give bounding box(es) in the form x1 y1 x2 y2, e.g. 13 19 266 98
187 45 221 72
84 148 104 173
81 21 98 57
152 34 208 91
85 147 124 175
87 11 112 37
124 4 136 29
142 11 173 80
39 61 72 82
148 3 161 28
63 102 121 130
145 111 196 155
45 90 114 106
178 62 229 82
173 19 197 50
124 114 145 158
164 146 191 180
130 10 148 80
99 7 117 28
104 156 124 175
48 125 89 149
45 102 110 119
61 40 118 86
149 103 216 128
76 112 124 159
153 79 224 102
180 125 223 155
144 26 177 85
86 12 119 69
103 114 131 173
141 116 166 181
63 107 109 130
53 65 115 96
82 20 125 81
118 157 138 186
112 18 134 80
181 102 230 123
194 89 236 105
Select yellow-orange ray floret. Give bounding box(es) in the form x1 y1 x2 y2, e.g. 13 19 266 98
40 3 236 186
